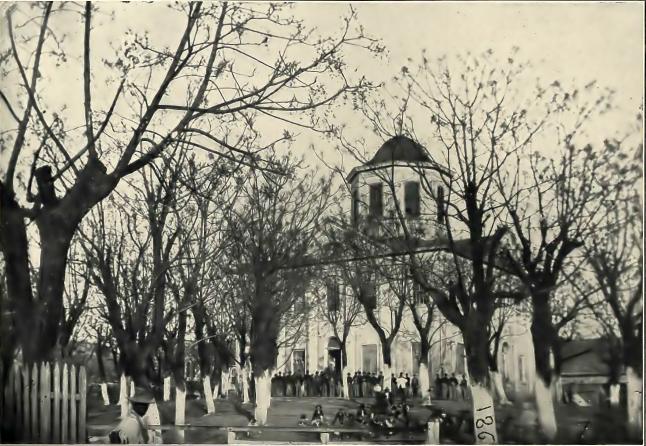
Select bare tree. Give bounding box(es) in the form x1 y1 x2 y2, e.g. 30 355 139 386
584 135 643 438
224 154 334 424
0 1 377 363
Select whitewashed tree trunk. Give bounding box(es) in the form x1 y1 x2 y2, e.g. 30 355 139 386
100 382 110 406
490 371 511 405
175 386 186 443
382 363 392 390
342 365 350 399
534 377 557 441
254 370 273 425
203 375 216 414
242 366 250 403
626 366 643 437
119 374 129 418
163 376 171 401
213 382 220 400
470 383 498 444
130 380 135 397
419 362 430 400
221 370 230 396
609 383 620 407
143 400 162 444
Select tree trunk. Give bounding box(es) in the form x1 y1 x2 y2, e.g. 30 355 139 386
464 314 499 444
626 366 643 438
419 362 430 401
119 373 128 418
609 383 620 407
531 295 558 441
164 376 171 402
241 363 250 403
254 369 273 425
381 342 393 386
202 375 215 414
490 371 510 405
175 382 186 443
418 341 431 399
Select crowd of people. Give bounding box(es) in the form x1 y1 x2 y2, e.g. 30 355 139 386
433 372 470 401
269 369 423 399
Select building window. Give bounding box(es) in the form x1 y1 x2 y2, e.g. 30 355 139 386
326 280 340 312
362 344 378 374
352 188 360 225
405 182 420 217
369 183 383 218
518 355 527 383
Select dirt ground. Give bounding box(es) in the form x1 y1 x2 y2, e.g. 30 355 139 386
86 386 635 444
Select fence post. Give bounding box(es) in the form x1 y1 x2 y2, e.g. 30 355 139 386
22 366 30 442
13 364 22 436
40 362 51 442
70 364 77 444
53 362 61 443
30 364 38 442
79 366 87 443
61 364 69 444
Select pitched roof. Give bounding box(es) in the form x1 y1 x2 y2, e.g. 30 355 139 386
560 339 623 377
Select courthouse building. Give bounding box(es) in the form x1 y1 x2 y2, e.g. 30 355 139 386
273 135 536 398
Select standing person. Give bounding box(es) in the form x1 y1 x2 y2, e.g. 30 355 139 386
441 373 449 399
353 372 361 398
390 374 397 395
396 373 407 403
449 373 458 400
411 374 419 398
434 374 442 399
460 375 469 401
450 374 459 400
346 372 353 398
295 370 303 397
313 371 321 397
378 370 384 388
284 371 292 397
405 373 411 398
357 371 364 398
304 370 311 397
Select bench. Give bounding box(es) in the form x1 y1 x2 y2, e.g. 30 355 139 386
225 426 372 444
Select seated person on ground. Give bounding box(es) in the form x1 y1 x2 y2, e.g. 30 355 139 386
298 414 309 426
332 408 348 425
311 404 326 426
355 403 369 424
109 388 159 444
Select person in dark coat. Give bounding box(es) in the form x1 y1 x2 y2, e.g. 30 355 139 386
332 408 348 425
346 372 353 398
356 371 363 398
304 370 312 397
434 374 442 399
313 371 321 397
355 403 369 424
353 371 360 398
284 371 293 397
449 373 459 400
271 374 277 397
460 375 469 401
405 373 411 397
411 374 419 397
311 404 326 426
390 374 397 394
378 371 384 388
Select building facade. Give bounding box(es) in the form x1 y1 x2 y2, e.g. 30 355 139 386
273 135 536 398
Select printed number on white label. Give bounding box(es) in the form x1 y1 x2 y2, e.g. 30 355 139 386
471 385 498 444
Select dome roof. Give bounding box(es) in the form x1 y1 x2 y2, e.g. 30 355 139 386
367 135 431 165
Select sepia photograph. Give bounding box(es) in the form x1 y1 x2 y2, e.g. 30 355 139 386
0 1 643 444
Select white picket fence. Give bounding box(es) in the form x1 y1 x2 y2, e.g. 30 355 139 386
0 361 87 443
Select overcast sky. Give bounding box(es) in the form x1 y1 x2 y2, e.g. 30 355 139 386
1 1 643 176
